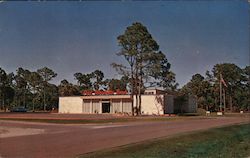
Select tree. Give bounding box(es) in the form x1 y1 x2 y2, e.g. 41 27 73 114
148 53 178 91
181 73 213 110
91 70 104 90
236 66 250 110
107 76 129 91
181 63 249 112
0 68 16 111
4 72 15 110
58 79 80 96
113 22 173 115
13 68 30 108
37 67 57 111
27 71 42 111
74 72 93 90
212 63 244 111
0 68 8 110
45 83 59 110
74 70 106 91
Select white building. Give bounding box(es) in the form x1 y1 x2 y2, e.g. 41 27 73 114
58 88 196 115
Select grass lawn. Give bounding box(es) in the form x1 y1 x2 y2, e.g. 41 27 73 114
79 123 250 158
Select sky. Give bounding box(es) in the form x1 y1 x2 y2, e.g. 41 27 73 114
0 1 249 87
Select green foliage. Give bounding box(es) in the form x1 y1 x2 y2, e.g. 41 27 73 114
74 72 93 90
115 22 176 90
37 67 57 82
181 63 249 111
0 67 58 111
74 69 105 91
107 76 129 91
0 68 14 110
114 22 177 115
58 79 80 96
37 67 57 111
80 124 250 158
91 70 104 90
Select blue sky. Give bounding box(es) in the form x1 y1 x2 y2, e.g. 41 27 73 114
0 1 249 87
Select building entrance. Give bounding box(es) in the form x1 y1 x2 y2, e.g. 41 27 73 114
102 102 110 113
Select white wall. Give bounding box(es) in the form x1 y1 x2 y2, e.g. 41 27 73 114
58 95 175 115
92 100 100 113
112 100 121 113
122 101 132 113
59 97 83 113
135 95 164 115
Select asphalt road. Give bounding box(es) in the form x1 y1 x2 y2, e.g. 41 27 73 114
0 116 249 158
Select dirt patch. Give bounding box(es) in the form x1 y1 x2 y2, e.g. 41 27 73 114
0 127 45 138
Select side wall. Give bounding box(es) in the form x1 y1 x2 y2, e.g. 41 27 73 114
164 95 174 114
135 95 164 115
174 95 197 113
59 97 83 113
187 96 197 113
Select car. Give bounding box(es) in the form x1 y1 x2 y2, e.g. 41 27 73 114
10 107 27 112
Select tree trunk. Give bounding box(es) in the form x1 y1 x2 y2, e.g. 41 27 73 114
32 99 35 112
230 95 233 112
43 87 46 111
32 88 36 112
2 93 5 111
223 88 226 112
130 66 134 116
135 63 139 115
138 68 142 115
24 90 26 108
138 90 141 115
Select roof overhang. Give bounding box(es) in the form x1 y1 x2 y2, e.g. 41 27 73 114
80 95 131 100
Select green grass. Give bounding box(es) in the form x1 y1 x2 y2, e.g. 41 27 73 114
79 123 250 158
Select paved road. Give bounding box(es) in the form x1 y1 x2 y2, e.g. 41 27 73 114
0 117 249 158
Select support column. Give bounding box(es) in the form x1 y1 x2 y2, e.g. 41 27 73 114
82 99 84 113
90 99 93 114
120 99 123 113
99 99 102 114
111 99 113 114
